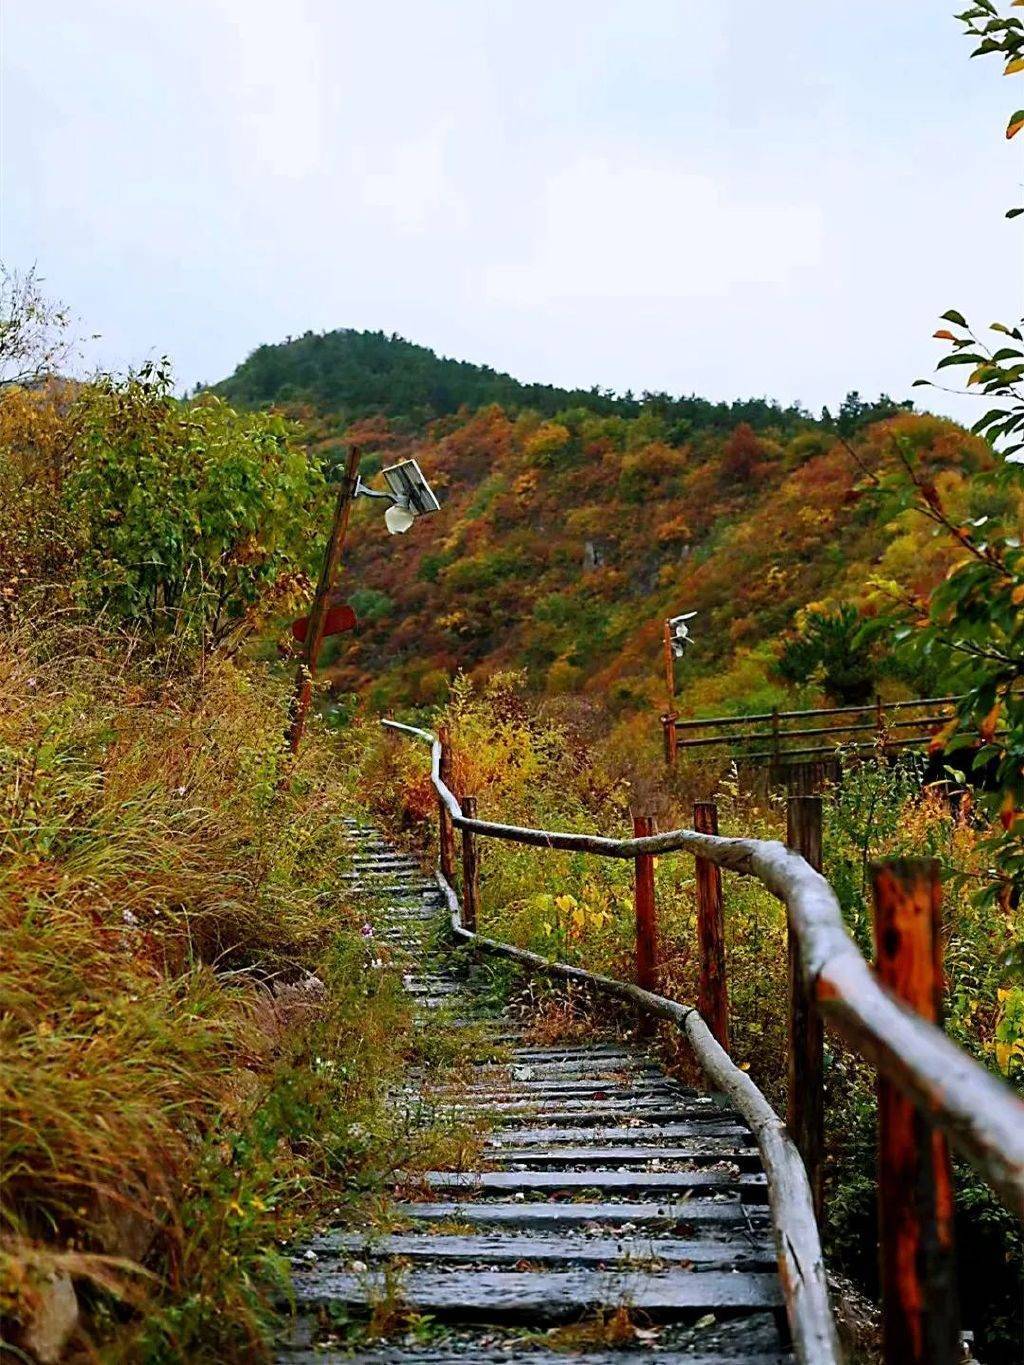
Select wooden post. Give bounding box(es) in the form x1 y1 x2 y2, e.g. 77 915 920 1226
693 801 729 1049
632 814 658 995
771 707 782 767
872 858 959 1365
461 795 480 932
437 725 456 885
662 620 676 713
875 692 886 751
661 713 679 768
786 795 825 1224
286 445 361 755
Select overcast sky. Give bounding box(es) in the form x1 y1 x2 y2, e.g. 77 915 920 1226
2 2 1019 418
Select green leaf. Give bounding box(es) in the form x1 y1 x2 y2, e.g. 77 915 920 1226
940 309 969 327
936 352 985 368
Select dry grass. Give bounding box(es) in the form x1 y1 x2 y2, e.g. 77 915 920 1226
0 616 459 1360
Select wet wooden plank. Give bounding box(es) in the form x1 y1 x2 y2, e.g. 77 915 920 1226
420 1170 766 1199
309 1231 776 1267
481 1142 760 1166
486 1121 751 1145
291 1267 786 1320
396 1200 766 1229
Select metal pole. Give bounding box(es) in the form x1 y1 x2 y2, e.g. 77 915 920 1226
286 445 361 756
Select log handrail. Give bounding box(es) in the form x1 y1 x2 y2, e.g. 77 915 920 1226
381 719 1024 1363
383 720 839 1362
382 718 1024 1216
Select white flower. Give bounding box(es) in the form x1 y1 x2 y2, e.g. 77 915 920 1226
122 909 139 927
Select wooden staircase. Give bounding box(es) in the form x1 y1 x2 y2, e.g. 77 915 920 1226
277 820 794 1363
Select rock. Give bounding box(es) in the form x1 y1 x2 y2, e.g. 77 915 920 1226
23 1272 78 1363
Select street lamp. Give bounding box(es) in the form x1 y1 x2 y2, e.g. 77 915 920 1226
661 610 696 768
286 451 441 755
354 459 442 535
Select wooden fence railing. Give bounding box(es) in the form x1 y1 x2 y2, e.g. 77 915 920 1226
661 693 966 768
382 719 1024 1365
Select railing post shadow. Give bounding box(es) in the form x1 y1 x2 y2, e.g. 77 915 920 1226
461 794 480 932
872 858 959 1365
693 801 729 1050
786 795 825 1224
437 725 456 885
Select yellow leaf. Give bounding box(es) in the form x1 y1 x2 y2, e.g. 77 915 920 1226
554 894 576 913
1011 583 1024 605
967 365 989 386
1009 116 1024 140
980 701 1002 741
1005 57 1024 74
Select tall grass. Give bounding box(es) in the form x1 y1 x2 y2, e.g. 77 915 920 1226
0 617 458 1360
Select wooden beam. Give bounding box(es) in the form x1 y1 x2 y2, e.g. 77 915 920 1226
460 794 480 932
632 814 658 996
437 724 456 884
694 801 729 1050
872 859 959 1365
787 796 824 1225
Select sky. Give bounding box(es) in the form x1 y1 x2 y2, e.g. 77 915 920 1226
2 1 1020 419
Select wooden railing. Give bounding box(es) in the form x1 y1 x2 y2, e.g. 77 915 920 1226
661 693 965 768
382 720 1024 1365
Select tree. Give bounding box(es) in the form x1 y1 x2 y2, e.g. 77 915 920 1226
65 361 325 647
0 265 74 388
778 604 880 704
876 1 1024 905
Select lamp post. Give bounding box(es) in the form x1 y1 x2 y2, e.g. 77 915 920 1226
661 611 696 768
286 451 440 756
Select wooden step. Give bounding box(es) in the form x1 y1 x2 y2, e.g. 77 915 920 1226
481 1142 760 1167
420 1169 766 1200
307 1230 776 1268
291 1266 785 1321
396 1200 767 1229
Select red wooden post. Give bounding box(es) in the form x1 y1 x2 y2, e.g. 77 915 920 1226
632 814 658 994
661 713 679 767
872 858 959 1365
437 725 456 885
693 801 729 1049
786 795 825 1224
461 795 480 933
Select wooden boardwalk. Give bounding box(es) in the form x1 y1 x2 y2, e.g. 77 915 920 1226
277 821 794 1363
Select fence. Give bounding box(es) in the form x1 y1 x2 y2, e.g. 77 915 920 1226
383 718 1024 1365
660 693 965 768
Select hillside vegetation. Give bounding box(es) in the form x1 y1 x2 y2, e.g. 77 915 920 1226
227 371 992 754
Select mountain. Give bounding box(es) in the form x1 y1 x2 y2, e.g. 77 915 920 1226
217 329 970 746
213 327 833 433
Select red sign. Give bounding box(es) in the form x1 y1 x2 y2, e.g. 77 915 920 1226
290 604 357 644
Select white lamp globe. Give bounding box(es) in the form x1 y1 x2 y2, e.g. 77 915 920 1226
385 502 415 535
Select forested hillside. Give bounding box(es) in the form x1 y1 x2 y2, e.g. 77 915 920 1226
216 397 985 756
213 326 903 431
